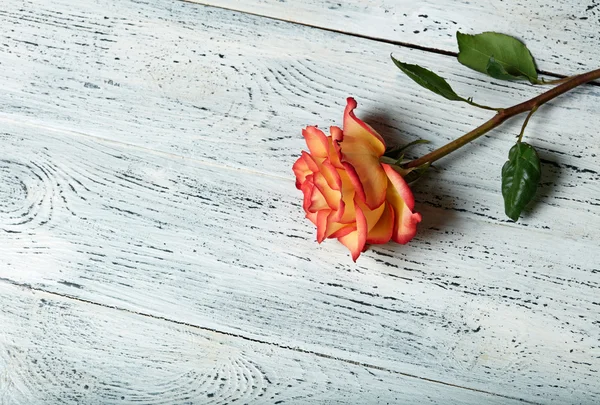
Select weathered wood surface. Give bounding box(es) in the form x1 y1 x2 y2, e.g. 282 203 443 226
0 0 599 403
189 0 600 74
2 282 521 404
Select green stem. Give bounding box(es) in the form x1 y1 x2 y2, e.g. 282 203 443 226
404 68 600 169
517 106 537 143
464 98 503 111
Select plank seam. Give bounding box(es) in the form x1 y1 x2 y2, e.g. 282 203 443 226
180 0 600 86
0 277 541 404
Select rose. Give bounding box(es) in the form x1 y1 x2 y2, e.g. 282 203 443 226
293 97 422 261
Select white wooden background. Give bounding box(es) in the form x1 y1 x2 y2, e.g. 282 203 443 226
0 0 599 403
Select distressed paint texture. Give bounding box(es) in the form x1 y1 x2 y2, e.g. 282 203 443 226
188 0 600 74
0 0 599 403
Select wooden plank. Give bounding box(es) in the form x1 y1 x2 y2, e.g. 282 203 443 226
188 0 600 74
0 0 599 235
0 0 599 403
1 117 599 404
0 281 523 404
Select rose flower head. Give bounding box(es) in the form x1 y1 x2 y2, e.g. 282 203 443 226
293 98 421 261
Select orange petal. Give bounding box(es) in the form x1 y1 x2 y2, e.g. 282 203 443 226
342 161 387 210
315 160 345 221
305 210 318 225
301 175 328 214
337 170 356 224
383 164 415 209
382 164 421 244
301 151 319 173
329 224 355 239
338 192 355 224
308 185 329 213
301 176 315 212
327 197 345 223
319 160 342 191
292 155 311 189
313 172 341 211
336 99 387 209
366 201 394 244
302 126 329 159
338 202 367 262
301 176 320 227
328 127 344 169
357 200 386 233
316 209 330 243
342 98 386 156
324 216 352 239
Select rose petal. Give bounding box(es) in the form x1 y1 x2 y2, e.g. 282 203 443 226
292 155 311 189
324 218 353 240
343 98 386 151
301 175 329 214
366 201 394 244
337 170 356 224
327 198 345 223
305 210 318 226
308 185 329 213
357 200 386 233
319 160 342 192
329 224 355 239
328 127 344 169
382 164 421 244
301 151 319 173
301 176 314 212
302 126 329 159
342 162 387 210
338 201 367 262
383 164 415 209
316 209 330 243
313 172 341 211
338 192 355 224
336 99 388 209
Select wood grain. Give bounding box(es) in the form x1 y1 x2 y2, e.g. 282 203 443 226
1 281 526 404
189 0 600 75
0 0 599 403
1 0 599 233
1 111 599 403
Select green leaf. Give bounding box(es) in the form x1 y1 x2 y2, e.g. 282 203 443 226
457 32 539 84
501 142 541 221
486 57 529 81
391 57 466 102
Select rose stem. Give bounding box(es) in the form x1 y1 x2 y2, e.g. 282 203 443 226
404 68 600 169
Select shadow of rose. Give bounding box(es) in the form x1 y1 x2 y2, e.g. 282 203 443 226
359 110 462 244
360 112 414 151
409 172 461 241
